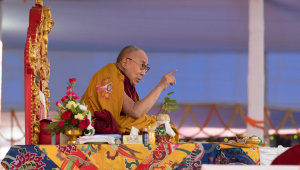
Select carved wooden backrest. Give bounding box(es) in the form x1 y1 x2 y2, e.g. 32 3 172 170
24 0 54 145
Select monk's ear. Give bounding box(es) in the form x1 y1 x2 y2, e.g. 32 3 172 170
121 58 127 68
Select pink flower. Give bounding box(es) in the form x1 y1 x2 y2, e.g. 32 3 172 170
72 119 77 125
74 96 80 100
72 92 77 96
61 96 68 103
64 96 69 102
78 121 85 129
67 92 73 96
58 121 64 127
69 78 77 84
61 110 72 120
56 101 63 109
66 92 73 100
67 86 72 92
92 122 95 127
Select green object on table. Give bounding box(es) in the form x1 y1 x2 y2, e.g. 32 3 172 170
253 135 263 146
258 137 262 146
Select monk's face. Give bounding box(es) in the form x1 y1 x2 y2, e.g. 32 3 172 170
124 50 148 86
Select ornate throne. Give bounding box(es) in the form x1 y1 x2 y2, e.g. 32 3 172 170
24 0 54 145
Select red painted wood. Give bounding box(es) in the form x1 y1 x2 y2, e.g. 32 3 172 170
24 5 43 145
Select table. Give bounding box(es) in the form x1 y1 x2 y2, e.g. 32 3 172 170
1 143 259 170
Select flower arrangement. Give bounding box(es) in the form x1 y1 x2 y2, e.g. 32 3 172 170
44 78 94 135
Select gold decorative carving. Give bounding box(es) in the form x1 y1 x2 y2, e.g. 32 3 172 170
44 88 50 117
35 0 43 6
27 0 54 144
32 121 40 145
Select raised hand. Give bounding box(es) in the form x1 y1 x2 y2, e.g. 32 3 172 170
122 70 177 119
158 70 177 91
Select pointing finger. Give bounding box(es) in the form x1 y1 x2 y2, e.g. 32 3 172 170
166 70 178 75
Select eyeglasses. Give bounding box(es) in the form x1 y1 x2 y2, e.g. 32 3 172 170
127 58 150 73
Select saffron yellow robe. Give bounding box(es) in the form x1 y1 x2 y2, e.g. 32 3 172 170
81 63 179 142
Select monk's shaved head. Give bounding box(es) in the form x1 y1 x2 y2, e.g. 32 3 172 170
116 45 148 86
117 45 141 63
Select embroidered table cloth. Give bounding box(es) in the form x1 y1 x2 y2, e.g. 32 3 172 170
1 143 259 170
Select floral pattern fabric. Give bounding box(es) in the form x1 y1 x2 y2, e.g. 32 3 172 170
1 145 59 170
222 147 260 165
1 143 259 170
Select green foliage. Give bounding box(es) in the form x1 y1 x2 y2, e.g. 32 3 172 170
75 107 82 114
71 105 77 114
52 115 62 120
80 98 88 105
161 92 181 114
82 111 88 117
43 122 59 129
43 121 64 135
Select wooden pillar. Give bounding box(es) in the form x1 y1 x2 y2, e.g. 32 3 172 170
247 0 265 139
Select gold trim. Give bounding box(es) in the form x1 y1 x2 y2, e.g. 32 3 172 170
35 0 43 6
27 3 54 144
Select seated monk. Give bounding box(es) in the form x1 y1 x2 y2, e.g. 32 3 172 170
80 45 179 142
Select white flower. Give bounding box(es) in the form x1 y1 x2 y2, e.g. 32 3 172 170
75 114 84 120
66 101 80 110
78 105 87 112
